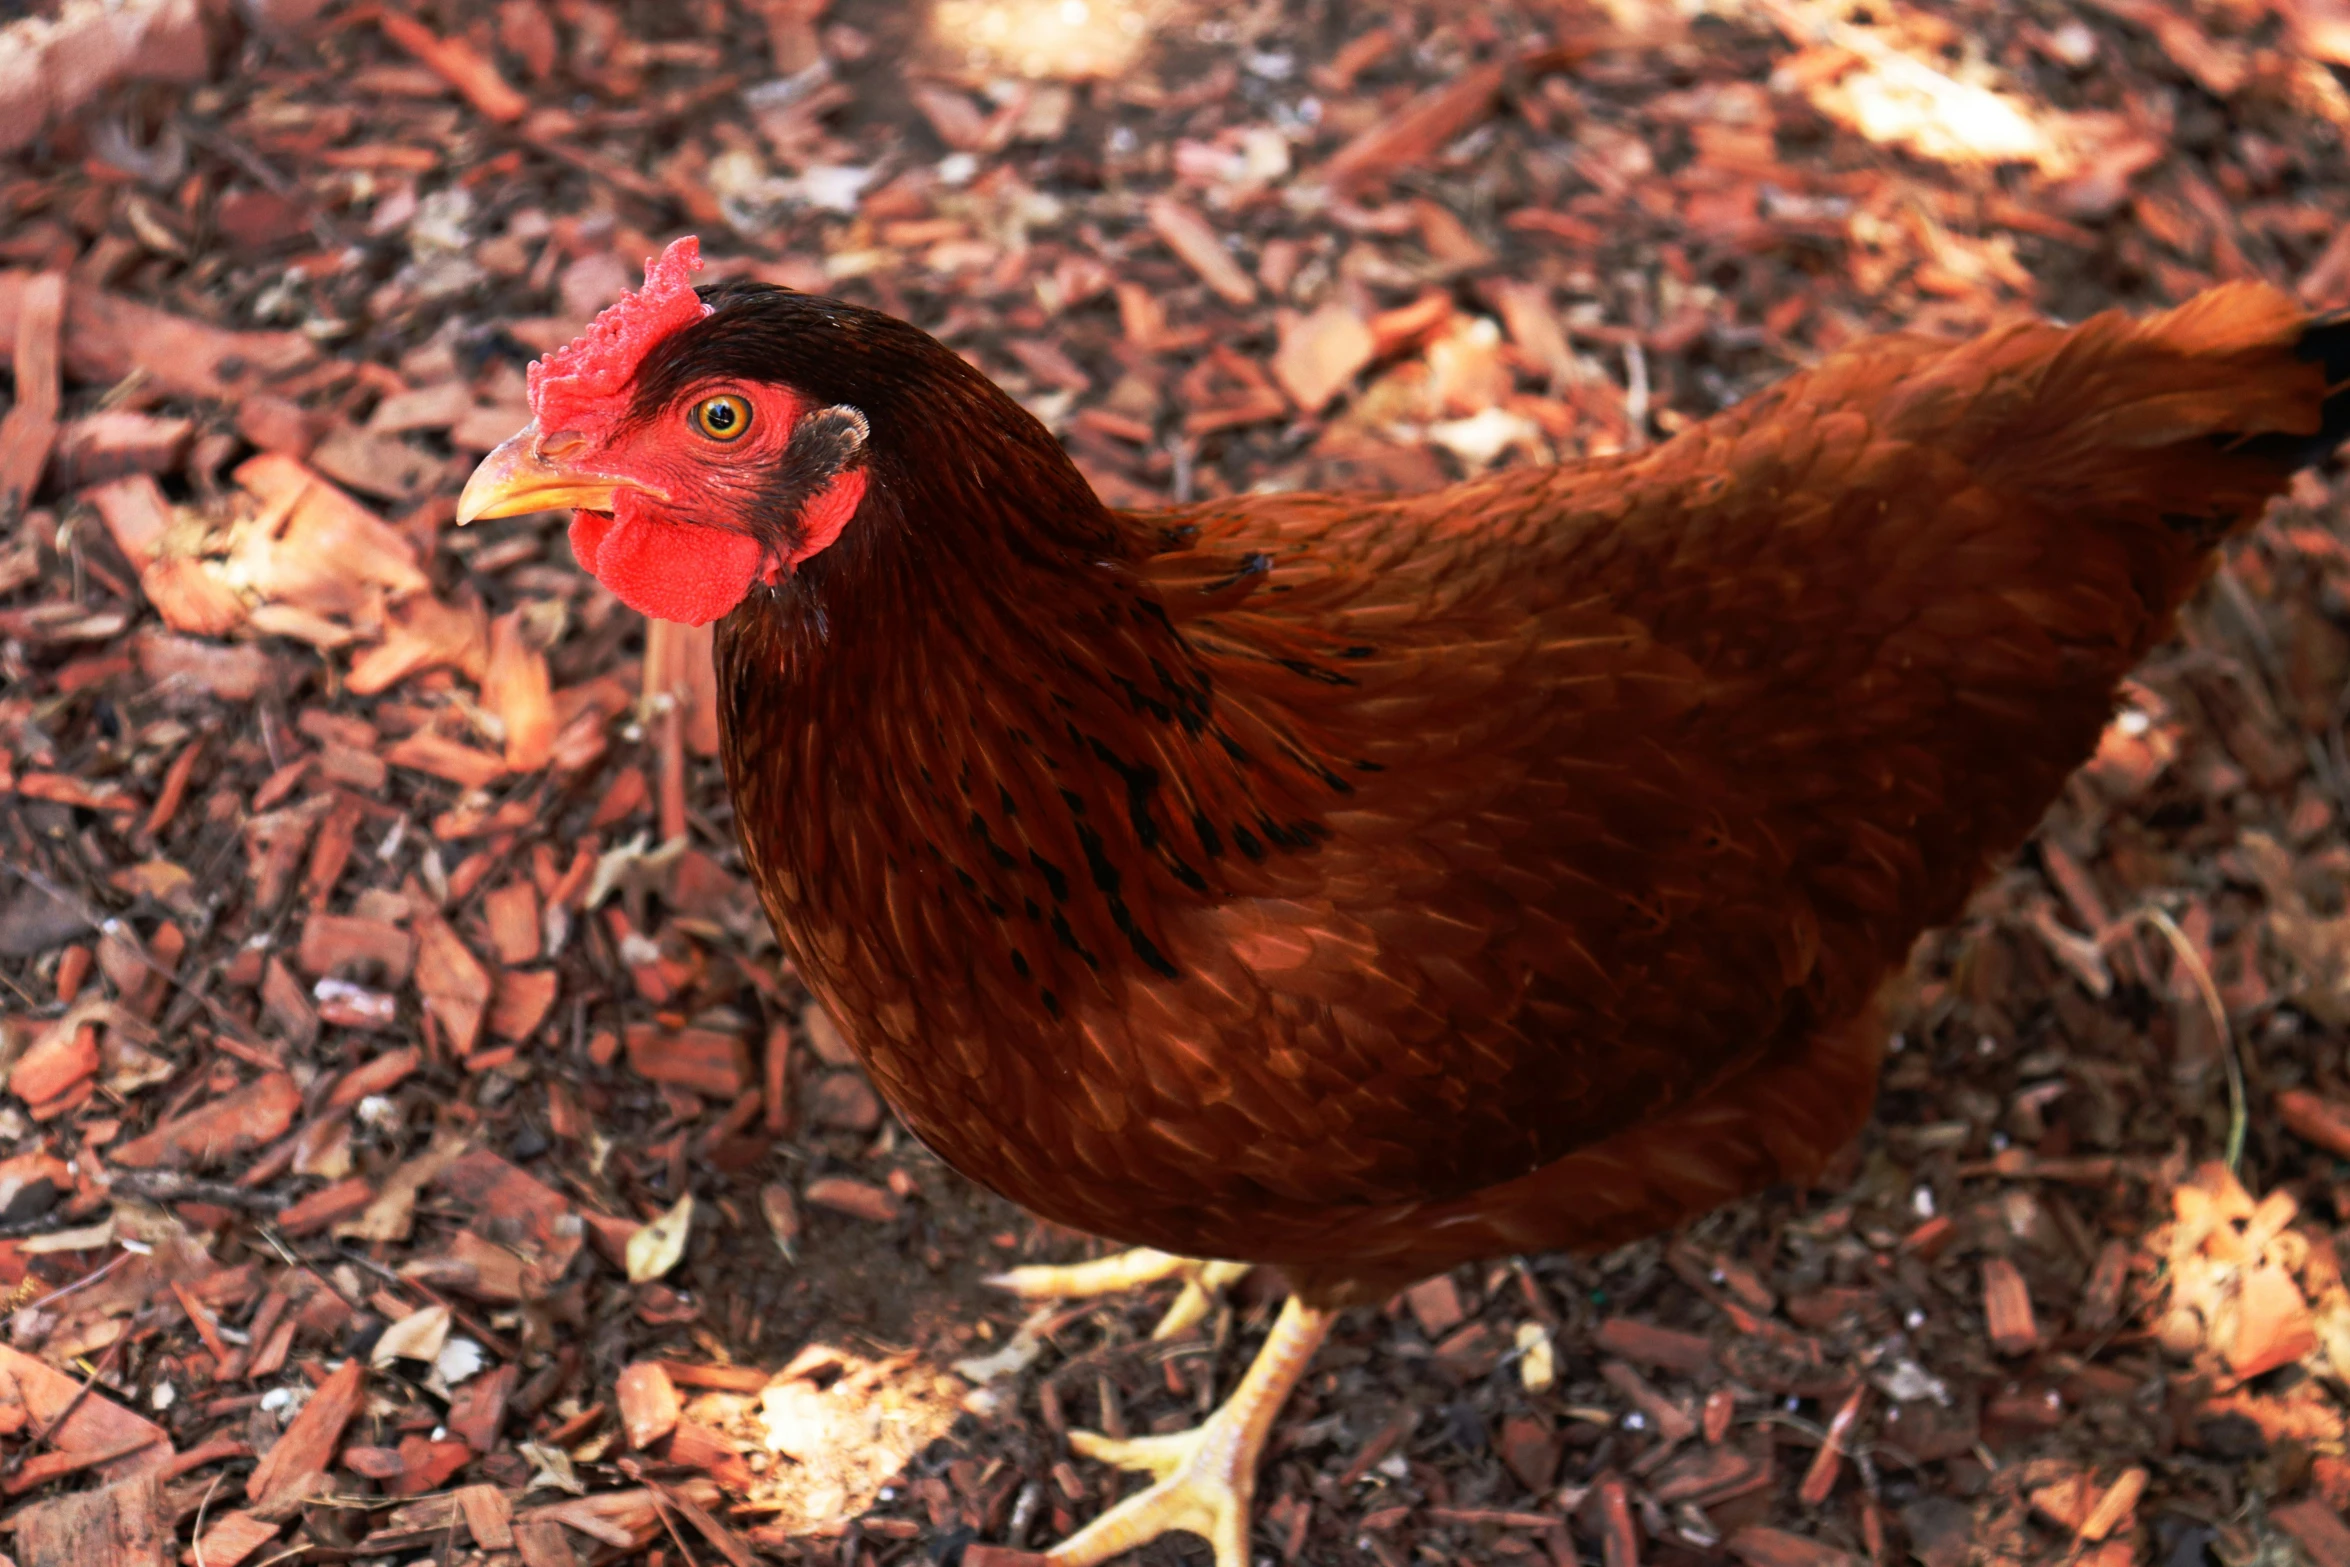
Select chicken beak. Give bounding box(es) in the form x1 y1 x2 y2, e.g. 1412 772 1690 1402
457 423 658 524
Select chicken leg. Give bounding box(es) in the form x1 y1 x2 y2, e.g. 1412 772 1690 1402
1042 1295 1336 1567
991 1248 1256 1340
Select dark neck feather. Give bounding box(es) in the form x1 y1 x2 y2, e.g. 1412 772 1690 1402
708 312 1277 1027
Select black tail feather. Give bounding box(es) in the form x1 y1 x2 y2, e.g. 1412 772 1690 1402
2164 310 2350 540
2288 308 2350 468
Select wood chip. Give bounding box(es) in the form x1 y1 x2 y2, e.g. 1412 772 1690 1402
804 1175 903 1223
1600 1358 1697 1444
2078 1467 2146 1542
2277 1500 2350 1567
520 1490 663 1550
367 380 473 434
278 1175 377 1236
50 413 189 493
513 1518 583 1567
446 1363 515 1452
0 270 63 515
1981 1256 2039 1355
8 1018 97 1106
2279 1088 2350 1160
1144 197 1256 306
624 1023 749 1097
1496 1414 1562 1492
247 1357 363 1516
808 1069 881 1131
1271 302 1375 414
85 471 172 570
3 1431 166 1496
0 1346 172 1483
483 880 542 965
136 629 276 703
326 1045 423 1108
12 1473 170 1567
0 269 315 401
485 609 557 771
1798 1384 1865 1505
414 906 494 1057
385 730 509 788
1593 1317 1716 1374
305 424 439 502
376 10 529 122
110 1071 300 1168
650 1476 761 1567
2076 1238 2132 1334
1403 1275 1466 1337
1652 1441 1768 1505
1595 1472 1638 1567
298 912 416 984
457 1484 516 1549
617 1361 682 1449
434 1148 584 1281
184 1509 283 1567
1727 1525 1864 1567
490 967 561 1041
1321 40 1612 192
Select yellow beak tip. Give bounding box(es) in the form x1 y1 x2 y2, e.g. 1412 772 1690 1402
456 423 631 525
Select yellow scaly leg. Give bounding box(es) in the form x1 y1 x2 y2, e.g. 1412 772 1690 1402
989 1249 1255 1341
1042 1296 1335 1567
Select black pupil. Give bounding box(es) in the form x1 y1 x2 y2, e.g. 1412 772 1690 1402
706 400 736 431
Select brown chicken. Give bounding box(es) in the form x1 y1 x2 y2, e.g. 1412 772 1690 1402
461 237 2349 1565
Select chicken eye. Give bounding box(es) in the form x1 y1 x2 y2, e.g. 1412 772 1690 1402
691 394 752 441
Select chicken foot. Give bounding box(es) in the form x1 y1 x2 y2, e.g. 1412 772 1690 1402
1041 1295 1336 1567
990 1248 1254 1341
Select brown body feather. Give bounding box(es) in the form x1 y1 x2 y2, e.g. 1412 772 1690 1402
712 282 2340 1305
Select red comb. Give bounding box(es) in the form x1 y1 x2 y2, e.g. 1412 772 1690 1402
527 236 710 433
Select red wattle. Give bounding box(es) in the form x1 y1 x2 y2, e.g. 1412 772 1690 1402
569 501 764 627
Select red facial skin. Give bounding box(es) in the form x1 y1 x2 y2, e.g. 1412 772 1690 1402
561 380 865 627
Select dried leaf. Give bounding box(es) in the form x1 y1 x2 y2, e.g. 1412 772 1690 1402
372 1302 452 1368
627 1193 694 1283
1271 302 1375 415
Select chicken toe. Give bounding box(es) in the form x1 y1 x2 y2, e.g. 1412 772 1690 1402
989 1250 1254 1341
1039 1296 1334 1567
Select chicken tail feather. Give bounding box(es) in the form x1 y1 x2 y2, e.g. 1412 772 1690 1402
1962 285 2346 545
2251 306 2350 472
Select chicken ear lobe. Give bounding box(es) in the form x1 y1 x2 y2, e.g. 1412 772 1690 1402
770 403 871 573
794 403 869 468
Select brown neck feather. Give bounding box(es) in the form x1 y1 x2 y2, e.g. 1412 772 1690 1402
710 396 1312 1039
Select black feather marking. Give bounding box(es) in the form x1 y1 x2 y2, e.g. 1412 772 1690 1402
1029 851 1070 903
1049 909 1098 968
2224 310 2350 471
1280 657 1357 687
2301 311 2350 459
968 812 1019 870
